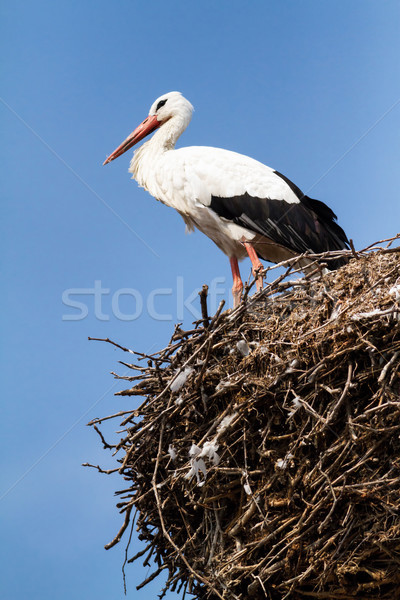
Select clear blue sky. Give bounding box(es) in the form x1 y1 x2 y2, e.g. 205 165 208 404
1 2 399 599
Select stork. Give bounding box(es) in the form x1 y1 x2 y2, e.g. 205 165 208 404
104 92 349 307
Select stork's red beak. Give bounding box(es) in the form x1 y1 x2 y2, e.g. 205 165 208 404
103 114 160 165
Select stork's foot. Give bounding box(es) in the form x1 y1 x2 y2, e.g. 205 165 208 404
242 240 264 293
253 267 264 292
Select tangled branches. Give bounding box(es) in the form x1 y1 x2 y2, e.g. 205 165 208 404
85 237 400 599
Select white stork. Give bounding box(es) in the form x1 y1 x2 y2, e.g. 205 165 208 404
104 92 349 307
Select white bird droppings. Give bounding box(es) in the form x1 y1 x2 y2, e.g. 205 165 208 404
200 441 220 466
243 483 252 496
217 413 238 434
236 340 250 356
276 453 294 470
168 445 177 461
389 284 400 300
170 367 194 392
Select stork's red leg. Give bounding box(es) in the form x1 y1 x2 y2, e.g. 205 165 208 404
230 256 243 308
243 241 264 292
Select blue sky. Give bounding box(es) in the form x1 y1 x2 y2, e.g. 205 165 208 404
1 2 399 599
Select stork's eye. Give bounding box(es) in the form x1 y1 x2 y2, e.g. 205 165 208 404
156 99 168 111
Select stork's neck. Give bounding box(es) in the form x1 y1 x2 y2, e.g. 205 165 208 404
129 114 189 189
153 114 189 150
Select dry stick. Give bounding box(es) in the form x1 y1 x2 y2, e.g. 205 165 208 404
82 462 120 474
115 386 151 397
227 500 257 537
206 501 223 567
317 468 338 533
88 336 151 360
136 564 168 591
349 238 359 259
332 474 400 491
385 234 400 248
346 400 357 441
198 284 210 328
208 299 226 326
356 399 400 418
142 539 157 567
126 541 153 564
359 233 400 252
322 362 353 429
118 360 149 371
379 246 400 254
87 409 137 426
276 562 316 593
93 424 115 449
250 516 298 553
194 335 214 386
120 410 142 426
122 511 136 594
115 421 144 450
172 326 207 340
241 428 269 527
378 351 400 384
110 371 144 381
104 504 133 550
291 390 327 427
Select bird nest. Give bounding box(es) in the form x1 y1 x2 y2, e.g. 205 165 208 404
85 236 400 600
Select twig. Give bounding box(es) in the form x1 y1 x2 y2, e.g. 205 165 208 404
104 504 133 550
349 238 359 259
198 285 210 328
378 351 400 384
323 363 353 429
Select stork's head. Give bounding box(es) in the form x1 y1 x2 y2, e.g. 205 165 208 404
103 91 193 165
149 91 193 123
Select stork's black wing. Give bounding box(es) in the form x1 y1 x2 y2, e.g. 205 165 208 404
209 170 349 269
